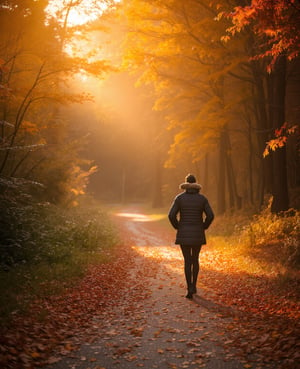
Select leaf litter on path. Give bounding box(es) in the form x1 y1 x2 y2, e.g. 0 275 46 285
1 208 299 369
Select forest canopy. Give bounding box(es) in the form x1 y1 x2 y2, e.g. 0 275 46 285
0 0 299 212
112 0 299 214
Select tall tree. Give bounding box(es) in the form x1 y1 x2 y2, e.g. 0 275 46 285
118 0 300 213
120 0 255 213
270 55 289 212
222 0 300 211
0 0 111 204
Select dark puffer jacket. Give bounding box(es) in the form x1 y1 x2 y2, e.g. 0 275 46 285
168 183 214 246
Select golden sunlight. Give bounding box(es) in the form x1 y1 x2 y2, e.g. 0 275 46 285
46 0 121 27
115 212 166 222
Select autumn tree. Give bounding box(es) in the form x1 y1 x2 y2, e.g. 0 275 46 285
0 0 110 204
118 0 299 213
119 0 264 213
222 0 300 212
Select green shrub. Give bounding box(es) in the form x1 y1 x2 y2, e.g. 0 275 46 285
0 198 118 268
0 195 119 322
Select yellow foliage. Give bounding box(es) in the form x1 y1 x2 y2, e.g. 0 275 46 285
118 0 260 170
69 164 98 198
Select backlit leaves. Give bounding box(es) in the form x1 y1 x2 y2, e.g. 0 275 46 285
221 0 300 68
120 0 260 168
263 123 298 157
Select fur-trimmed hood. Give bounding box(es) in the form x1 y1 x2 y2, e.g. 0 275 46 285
179 182 202 191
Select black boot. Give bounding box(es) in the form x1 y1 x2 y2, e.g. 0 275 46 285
185 291 193 299
191 284 197 294
186 284 194 299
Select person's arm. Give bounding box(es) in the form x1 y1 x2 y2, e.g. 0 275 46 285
203 199 214 230
168 198 180 229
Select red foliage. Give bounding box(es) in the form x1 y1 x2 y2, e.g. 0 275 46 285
221 0 300 69
263 123 299 157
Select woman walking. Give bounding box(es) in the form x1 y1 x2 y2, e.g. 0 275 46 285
168 174 214 299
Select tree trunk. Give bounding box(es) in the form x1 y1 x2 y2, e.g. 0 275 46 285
251 61 273 202
203 153 208 192
270 55 289 213
217 129 226 215
257 160 265 207
246 117 254 205
152 153 163 208
224 129 242 210
121 167 126 204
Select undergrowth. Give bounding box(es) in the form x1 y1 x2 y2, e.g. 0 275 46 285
0 195 119 323
240 206 300 269
210 204 300 275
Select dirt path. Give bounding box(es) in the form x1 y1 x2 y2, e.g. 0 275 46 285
43 208 277 369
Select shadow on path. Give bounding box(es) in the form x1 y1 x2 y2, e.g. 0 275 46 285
193 294 239 316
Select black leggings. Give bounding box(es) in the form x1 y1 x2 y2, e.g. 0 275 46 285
180 245 202 289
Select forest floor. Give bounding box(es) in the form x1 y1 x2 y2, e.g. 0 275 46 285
1 205 299 369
